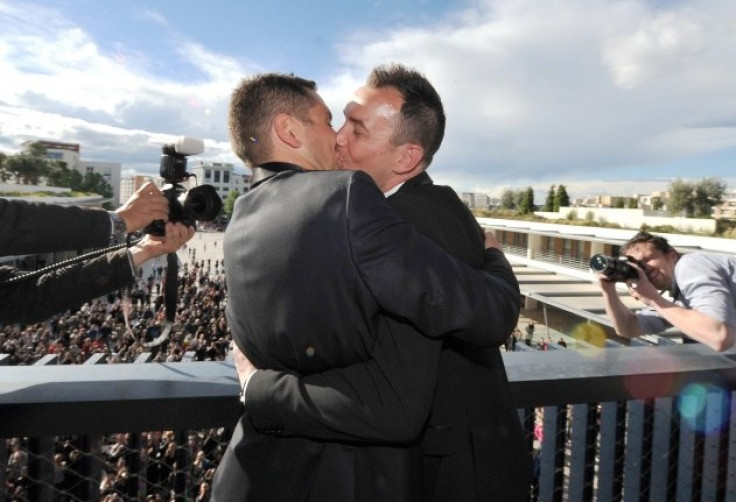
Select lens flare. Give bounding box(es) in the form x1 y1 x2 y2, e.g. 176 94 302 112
570 322 608 348
678 383 731 435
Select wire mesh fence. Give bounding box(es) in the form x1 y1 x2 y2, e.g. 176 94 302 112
2 428 230 502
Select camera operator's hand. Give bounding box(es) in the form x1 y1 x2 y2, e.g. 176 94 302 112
129 222 195 268
116 182 169 233
625 264 661 307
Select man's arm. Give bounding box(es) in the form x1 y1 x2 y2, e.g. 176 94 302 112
0 222 193 325
242 321 441 442
347 172 518 348
0 182 168 256
241 247 516 442
597 274 644 338
624 264 735 352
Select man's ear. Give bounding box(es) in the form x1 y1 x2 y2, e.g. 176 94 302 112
394 144 425 175
274 113 303 149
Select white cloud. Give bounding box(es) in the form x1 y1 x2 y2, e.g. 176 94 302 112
325 0 736 191
1 0 735 196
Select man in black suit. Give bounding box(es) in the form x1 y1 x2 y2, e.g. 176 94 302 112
231 65 532 501
213 73 521 501
0 182 194 324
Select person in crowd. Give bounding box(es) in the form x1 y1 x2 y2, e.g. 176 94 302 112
596 230 735 351
213 72 519 501
231 64 530 501
0 182 194 324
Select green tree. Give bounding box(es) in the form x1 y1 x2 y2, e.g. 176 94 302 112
544 185 556 211
627 197 638 209
652 196 664 211
0 152 7 182
518 186 535 214
80 172 113 198
614 198 626 208
223 189 241 216
693 177 726 218
554 185 570 211
500 189 516 210
5 152 49 184
669 179 695 217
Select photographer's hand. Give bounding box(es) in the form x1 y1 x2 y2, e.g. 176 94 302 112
116 182 169 233
625 264 661 307
129 222 195 268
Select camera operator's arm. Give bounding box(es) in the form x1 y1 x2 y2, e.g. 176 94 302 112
625 267 735 352
0 222 194 325
597 273 644 338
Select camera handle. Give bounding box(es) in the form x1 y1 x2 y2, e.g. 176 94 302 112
137 251 178 348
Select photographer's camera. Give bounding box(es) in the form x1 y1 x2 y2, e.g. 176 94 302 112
145 136 223 236
589 254 639 283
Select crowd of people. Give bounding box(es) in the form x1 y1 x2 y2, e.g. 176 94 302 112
2 235 233 501
0 255 229 367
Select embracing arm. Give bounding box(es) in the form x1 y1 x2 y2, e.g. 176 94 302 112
243 321 441 442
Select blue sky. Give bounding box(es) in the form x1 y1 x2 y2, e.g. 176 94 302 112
1 0 735 199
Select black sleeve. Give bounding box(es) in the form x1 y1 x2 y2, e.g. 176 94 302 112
0 199 111 256
0 249 135 325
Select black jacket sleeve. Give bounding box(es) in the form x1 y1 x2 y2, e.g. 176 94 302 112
0 198 112 256
0 249 135 325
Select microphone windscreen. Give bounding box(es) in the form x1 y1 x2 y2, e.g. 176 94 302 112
175 136 205 156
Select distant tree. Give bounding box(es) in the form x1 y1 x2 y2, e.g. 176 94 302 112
544 185 556 212
554 185 570 211
500 189 516 210
0 152 7 182
614 198 626 208
81 172 114 198
5 152 49 184
693 177 726 218
626 197 638 209
669 179 695 217
223 189 240 216
652 196 664 211
513 189 525 211
46 162 82 188
518 186 535 214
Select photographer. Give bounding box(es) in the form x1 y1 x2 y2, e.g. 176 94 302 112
596 231 736 352
0 182 195 325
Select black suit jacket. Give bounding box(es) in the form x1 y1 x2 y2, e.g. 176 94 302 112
389 174 532 502
0 199 135 324
213 167 520 502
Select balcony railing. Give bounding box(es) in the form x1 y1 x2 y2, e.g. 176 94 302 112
2 344 736 501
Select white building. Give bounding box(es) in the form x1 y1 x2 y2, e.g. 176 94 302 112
79 160 122 204
190 161 251 200
461 192 491 210
22 140 121 205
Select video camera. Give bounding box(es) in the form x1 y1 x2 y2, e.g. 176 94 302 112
144 136 222 236
589 254 640 283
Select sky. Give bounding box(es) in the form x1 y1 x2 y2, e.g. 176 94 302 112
1 0 735 200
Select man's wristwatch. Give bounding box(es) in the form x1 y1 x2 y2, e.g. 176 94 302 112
108 211 128 243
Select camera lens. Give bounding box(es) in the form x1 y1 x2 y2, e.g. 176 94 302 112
181 185 223 222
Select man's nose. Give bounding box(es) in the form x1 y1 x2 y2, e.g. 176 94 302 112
335 126 346 146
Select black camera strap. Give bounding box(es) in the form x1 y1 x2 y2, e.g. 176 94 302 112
0 236 142 288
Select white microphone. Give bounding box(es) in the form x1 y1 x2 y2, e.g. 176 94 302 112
174 136 205 156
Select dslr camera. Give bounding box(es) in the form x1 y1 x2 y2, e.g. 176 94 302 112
145 136 223 236
589 254 640 283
